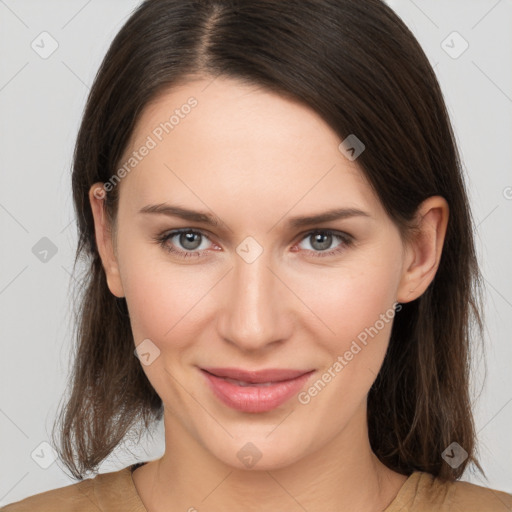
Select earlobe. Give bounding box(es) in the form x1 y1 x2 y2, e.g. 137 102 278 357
396 196 449 303
88 183 125 298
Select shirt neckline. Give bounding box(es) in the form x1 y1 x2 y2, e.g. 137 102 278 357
126 463 423 512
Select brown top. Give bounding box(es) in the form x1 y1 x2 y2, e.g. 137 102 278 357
2 463 512 511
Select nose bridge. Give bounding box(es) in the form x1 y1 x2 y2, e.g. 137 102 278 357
218 239 287 350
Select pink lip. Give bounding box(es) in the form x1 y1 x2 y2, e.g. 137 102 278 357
200 367 315 413
201 367 313 383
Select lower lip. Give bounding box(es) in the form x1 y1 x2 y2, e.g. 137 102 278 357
200 369 315 413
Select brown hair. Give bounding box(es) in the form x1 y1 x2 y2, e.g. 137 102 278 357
52 0 484 481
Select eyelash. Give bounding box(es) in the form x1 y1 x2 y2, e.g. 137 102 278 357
153 228 354 260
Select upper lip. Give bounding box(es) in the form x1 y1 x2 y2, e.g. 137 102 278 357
201 367 314 383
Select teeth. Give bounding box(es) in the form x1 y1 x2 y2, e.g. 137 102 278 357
223 377 275 387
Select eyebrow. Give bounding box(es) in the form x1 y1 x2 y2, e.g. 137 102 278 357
138 203 371 229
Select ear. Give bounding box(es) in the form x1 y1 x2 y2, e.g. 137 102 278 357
88 183 125 298
396 196 449 303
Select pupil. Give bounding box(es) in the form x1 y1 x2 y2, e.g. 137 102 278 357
182 232 200 250
313 233 331 251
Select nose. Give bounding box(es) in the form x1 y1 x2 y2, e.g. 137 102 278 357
216 245 292 352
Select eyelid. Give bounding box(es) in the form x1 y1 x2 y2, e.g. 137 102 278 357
155 227 354 259
294 229 353 255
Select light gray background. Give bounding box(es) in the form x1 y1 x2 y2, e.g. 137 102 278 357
1 0 511 505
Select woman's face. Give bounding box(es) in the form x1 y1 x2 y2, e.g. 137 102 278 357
90 76 422 470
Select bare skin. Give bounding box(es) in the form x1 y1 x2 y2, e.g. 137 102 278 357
89 76 448 511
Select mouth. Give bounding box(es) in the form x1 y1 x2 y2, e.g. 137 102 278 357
199 367 315 413
201 367 313 383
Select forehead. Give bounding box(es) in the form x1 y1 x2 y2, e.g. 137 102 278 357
116 76 381 220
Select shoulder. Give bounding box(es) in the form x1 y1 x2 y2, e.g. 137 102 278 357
446 478 512 511
388 471 512 512
1 466 144 512
1 476 97 512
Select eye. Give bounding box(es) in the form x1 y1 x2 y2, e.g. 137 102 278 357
155 229 214 259
154 228 353 259
295 230 353 257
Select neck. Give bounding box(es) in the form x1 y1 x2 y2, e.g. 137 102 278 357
135 404 407 512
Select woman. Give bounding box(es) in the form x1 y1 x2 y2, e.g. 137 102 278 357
3 0 511 510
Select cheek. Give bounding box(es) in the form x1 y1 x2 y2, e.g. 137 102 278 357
294 283 399 423
123 267 211 348
294 245 403 395
116 236 212 348
297 255 401 344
